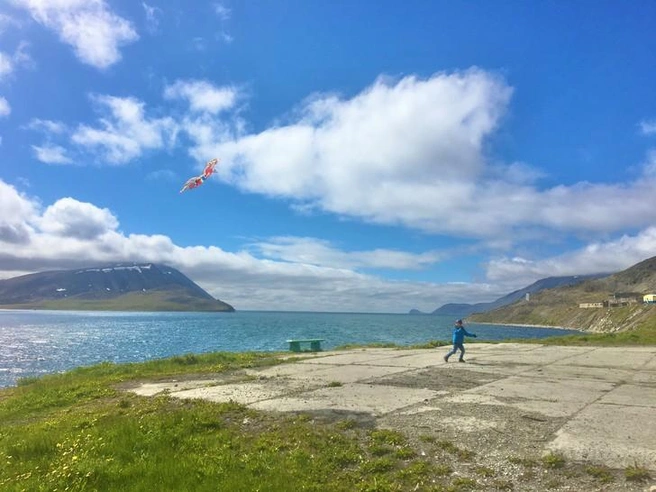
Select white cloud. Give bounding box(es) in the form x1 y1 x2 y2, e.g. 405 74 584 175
640 119 656 136
219 31 233 44
164 79 239 114
0 96 10 117
38 197 118 240
2 178 656 312
0 180 38 244
25 118 67 134
0 42 31 80
486 227 656 288
176 71 656 239
213 3 231 21
251 236 445 270
142 2 160 34
0 52 12 78
31 144 73 164
12 0 138 69
71 94 177 164
0 12 21 33
0 178 502 312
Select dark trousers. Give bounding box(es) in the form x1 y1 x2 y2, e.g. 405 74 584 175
445 342 465 360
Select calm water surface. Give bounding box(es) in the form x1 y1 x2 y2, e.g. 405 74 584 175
0 310 580 387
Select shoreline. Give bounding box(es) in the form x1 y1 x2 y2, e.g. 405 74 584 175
471 321 578 331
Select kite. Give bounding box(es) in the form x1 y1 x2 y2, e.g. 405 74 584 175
202 158 218 179
179 158 220 193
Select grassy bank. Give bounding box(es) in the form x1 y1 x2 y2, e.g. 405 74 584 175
2 334 654 491
502 317 656 346
0 350 515 492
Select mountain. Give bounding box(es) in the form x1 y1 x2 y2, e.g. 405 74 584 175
469 256 656 332
430 274 607 316
0 263 234 312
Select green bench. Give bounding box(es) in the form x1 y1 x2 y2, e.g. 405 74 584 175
287 339 325 352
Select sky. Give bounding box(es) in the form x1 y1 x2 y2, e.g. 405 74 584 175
1 1 656 313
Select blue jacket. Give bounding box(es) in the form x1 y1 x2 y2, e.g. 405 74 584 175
452 326 476 344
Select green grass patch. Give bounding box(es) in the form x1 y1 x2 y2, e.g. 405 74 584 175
585 465 613 483
541 452 566 469
624 464 651 481
474 465 495 477
508 455 537 467
435 440 475 460
0 350 488 492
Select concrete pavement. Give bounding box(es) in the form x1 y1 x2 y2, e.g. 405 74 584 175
128 343 656 472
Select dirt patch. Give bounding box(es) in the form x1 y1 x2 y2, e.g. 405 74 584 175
373 366 502 392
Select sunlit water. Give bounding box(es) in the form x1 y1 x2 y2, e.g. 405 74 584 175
0 310 580 387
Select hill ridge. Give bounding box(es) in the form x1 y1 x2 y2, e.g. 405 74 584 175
0 262 234 312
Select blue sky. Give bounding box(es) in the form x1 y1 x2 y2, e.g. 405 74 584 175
1 1 656 312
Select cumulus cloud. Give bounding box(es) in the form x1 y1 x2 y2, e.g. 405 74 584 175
639 119 656 136
0 178 500 312
0 42 31 81
2 178 655 312
31 144 73 164
164 79 240 114
172 71 656 240
71 94 177 164
12 0 138 69
485 227 656 288
25 118 67 134
0 96 9 117
38 197 118 240
23 71 656 244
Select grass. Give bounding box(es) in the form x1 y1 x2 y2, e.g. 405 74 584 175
2 319 654 491
541 452 566 469
0 351 487 492
624 463 651 481
501 317 656 346
585 465 614 483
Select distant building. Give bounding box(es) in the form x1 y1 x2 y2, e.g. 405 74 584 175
579 302 604 309
644 294 656 304
608 293 642 306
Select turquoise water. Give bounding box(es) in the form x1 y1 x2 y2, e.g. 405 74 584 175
0 310 580 387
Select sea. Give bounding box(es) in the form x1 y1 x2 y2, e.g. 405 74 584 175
0 309 581 388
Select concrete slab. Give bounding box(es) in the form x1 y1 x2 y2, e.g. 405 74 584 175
641 355 656 371
520 364 636 383
463 376 615 417
297 351 403 366
244 363 328 379
130 379 223 396
632 371 656 384
547 404 656 469
170 379 320 405
557 347 656 369
250 383 437 416
248 360 413 383
125 344 656 473
474 348 586 366
361 351 446 368
598 384 656 407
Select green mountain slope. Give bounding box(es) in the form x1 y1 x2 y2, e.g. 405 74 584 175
470 256 656 332
0 263 235 312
